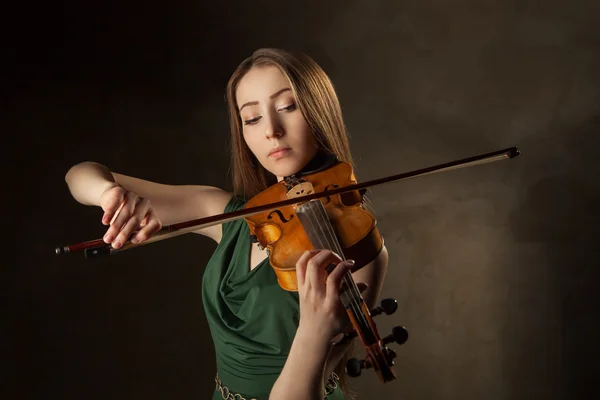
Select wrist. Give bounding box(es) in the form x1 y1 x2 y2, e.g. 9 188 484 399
95 180 120 204
294 324 332 356
99 180 120 194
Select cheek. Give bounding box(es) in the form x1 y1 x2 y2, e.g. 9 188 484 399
298 122 316 150
289 117 313 144
243 132 261 157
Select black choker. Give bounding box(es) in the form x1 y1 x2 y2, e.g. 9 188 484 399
284 151 339 179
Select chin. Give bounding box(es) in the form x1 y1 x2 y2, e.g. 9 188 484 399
266 159 305 178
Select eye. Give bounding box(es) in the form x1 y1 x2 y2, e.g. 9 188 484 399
243 116 261 125
278 104 297 112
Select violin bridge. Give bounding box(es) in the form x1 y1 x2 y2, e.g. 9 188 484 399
285 181 315 200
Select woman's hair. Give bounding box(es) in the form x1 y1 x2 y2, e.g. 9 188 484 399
225 47 355 199
225 48 358 397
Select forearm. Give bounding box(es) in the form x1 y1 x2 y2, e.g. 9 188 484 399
324 338 352 379
270 326 331 400
65 161 118 206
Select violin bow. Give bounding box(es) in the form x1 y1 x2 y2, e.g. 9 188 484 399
56 146 520 258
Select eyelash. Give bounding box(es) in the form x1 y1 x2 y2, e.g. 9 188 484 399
243 104 297 125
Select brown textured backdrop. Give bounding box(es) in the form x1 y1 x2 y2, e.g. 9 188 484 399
8 1 600 399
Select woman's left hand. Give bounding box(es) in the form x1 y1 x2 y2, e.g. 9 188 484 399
295 249 367 343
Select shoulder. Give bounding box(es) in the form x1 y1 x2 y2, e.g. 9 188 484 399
222 194 248 213
207 193 250 242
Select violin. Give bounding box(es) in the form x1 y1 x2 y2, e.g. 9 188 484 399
56 146 520 383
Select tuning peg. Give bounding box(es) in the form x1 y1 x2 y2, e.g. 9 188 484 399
386 347 397 360
383 326 409 345
346 357 371 377
370 298 398 317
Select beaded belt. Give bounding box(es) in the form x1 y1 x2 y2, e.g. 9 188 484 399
214 372 340 399
214 374 256 400
324 371 340 396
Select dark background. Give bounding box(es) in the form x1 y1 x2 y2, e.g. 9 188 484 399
7 1 600 399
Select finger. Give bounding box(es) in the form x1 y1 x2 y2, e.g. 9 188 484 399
108 192 138 233
305 250 341 295
101 190 125 226
108 201 125 226
137 199 155 228
131 210 162 243
113 199 150 248
295 250 320 289
104 200 126 243
114 213 143 248
325 260 354 301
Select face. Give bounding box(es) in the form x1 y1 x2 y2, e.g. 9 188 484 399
236 65 318 181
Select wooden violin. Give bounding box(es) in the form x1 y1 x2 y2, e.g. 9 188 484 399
56 146 520 382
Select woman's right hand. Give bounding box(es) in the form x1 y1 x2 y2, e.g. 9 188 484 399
99 183 163 249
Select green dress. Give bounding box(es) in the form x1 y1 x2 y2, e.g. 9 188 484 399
202 196 346 399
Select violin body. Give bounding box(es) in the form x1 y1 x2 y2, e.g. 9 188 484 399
243 161 383 291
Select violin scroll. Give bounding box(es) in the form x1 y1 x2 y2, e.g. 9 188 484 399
346 327 408 378
340 297 409 380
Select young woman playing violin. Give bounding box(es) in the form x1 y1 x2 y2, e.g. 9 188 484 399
64 48 388 400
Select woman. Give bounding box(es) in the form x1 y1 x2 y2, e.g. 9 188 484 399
64 48 389 400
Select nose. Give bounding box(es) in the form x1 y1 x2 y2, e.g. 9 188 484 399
264 113 284 139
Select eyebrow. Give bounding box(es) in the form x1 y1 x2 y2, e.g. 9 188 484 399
238 88 292 112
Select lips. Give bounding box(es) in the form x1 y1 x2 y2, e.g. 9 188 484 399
269 147 291 158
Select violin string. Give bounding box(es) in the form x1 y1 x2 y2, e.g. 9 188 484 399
310 201 370 335
312 201 358 293
315 201 370 332
305 200 369 333
299 200 365 331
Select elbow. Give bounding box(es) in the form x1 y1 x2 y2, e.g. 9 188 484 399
65 163 81 186
369 245 389 308
64 161 101 184
352 244 389 310
65 161 87 182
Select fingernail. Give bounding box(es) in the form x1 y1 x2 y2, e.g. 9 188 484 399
347 259 355 265
131 237 139 244
113 241 121 248
104 234 113 243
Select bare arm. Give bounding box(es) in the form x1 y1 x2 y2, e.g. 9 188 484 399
271 326 332 400
65 161 233 242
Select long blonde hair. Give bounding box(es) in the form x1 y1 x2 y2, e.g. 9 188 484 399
225 48 358 397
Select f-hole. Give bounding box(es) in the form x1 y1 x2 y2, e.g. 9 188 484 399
268 210 294 223
323 184 339 204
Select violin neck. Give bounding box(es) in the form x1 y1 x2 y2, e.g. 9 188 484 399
295 200 363 304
